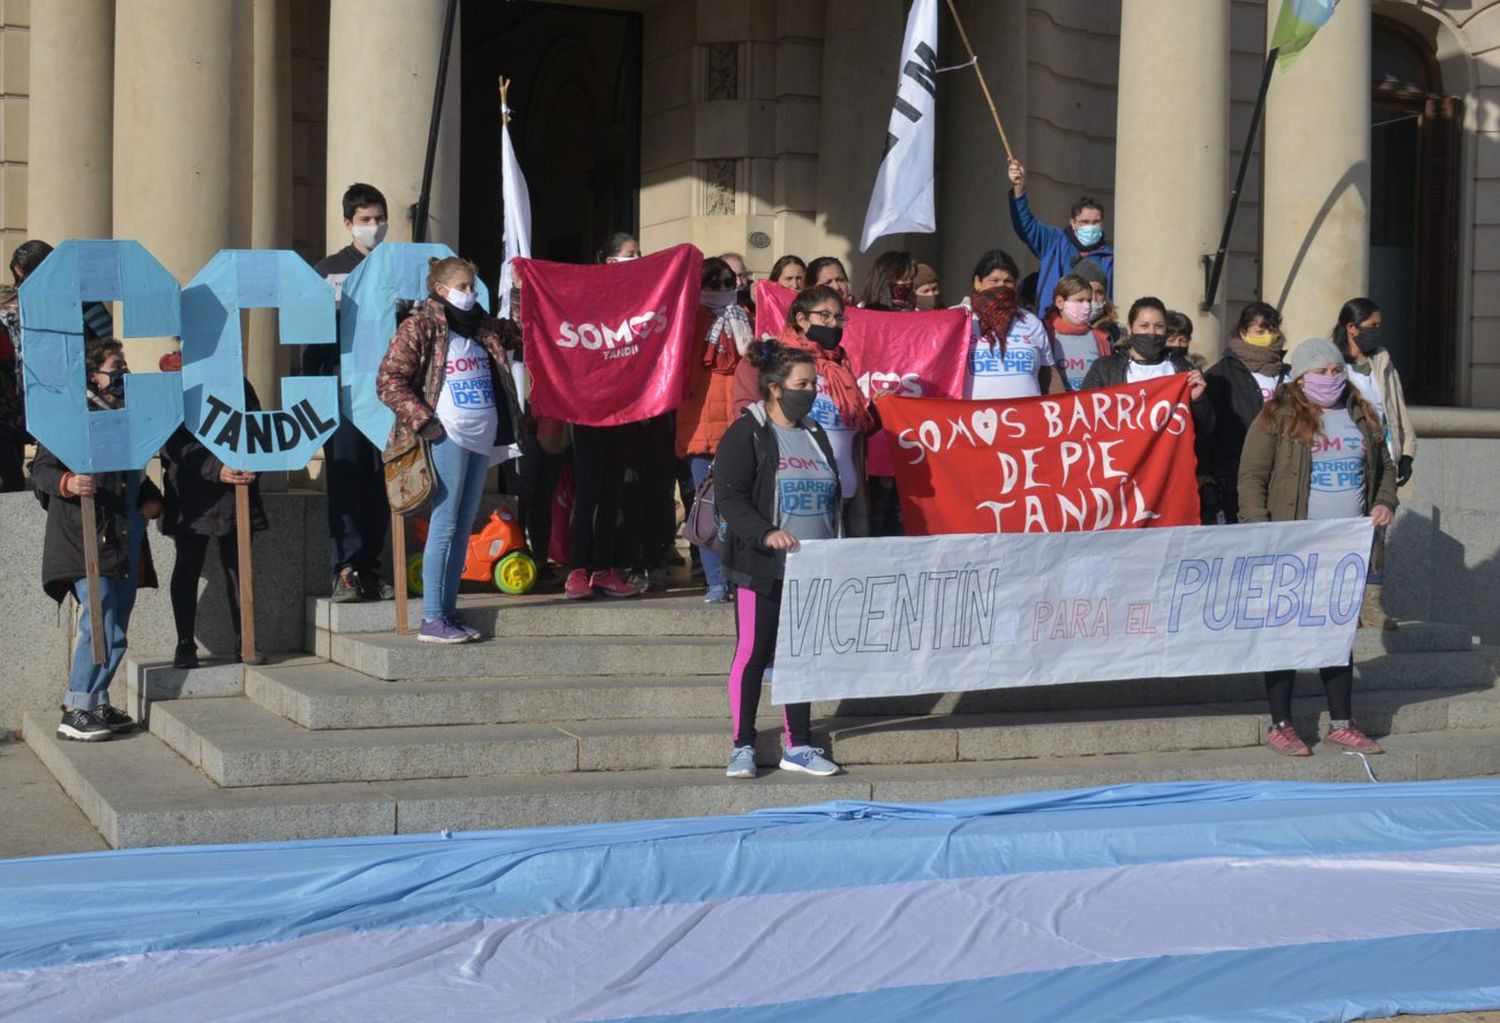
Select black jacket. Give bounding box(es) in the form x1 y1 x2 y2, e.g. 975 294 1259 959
1082 350 1215 477
1204 353 1287 523
160 379 269 539
30 444 160 603
301 244 367 377
714 403 842 597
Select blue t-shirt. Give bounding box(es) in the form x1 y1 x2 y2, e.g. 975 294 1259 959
1307 408 1367 520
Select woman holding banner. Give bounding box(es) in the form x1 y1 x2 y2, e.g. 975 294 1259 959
1238 337 1396 757
715 342 843 779
960 250 1065 400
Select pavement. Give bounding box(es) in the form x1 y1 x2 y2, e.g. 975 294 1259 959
0 736 108 859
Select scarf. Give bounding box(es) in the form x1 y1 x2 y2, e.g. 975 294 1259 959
777 324 871 432
433 292 488 338
1228 333 1287 374
704 303 753 374
971 286 1018 354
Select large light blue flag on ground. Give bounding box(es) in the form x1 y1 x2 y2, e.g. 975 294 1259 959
859 0 939 252
1272 0 1340 69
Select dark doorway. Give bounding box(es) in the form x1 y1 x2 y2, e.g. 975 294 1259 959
459 1 643 286
1369 16 1461 406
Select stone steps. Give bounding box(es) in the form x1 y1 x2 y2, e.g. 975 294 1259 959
25 708 1500 849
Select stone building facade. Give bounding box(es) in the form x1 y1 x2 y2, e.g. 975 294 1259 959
0 0 1496 406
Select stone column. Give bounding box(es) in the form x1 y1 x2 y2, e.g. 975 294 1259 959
247 0 294 408
1113 0 1230 361
114 0 242 367
28 0 115 241
1262 0 1371 347
325 0 460 252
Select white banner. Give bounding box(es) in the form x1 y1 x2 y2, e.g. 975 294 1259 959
859 0 939 252
498 111 532 321
772 519 1375 704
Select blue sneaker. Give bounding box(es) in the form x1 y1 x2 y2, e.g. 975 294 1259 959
779 745 840 776
448 616 481 642
419 617 469 644
704 585 729 604
725 745 757 779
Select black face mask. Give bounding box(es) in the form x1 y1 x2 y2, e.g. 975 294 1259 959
92 367 126 402
1129 333 1169 364
434 291 487 336
777 387 817 423
805 324 843 350
1354 325 1382 355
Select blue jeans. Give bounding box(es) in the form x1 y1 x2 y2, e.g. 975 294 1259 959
67 479 144 711
690 455 725 592
423 436 490 621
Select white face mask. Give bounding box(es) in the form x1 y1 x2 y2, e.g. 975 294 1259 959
607 254 639 263
351 222 388 250
443 285 477 312
1089 298 1105 320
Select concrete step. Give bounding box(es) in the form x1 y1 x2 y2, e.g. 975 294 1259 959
121 657 243 721
328 632 737 681
247 649 1500 731
145 686 1500 788
1352 621 1477 655
24 709 1500 848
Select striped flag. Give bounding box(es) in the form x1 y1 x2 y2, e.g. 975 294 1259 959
1271 0 1340 70
859 0 939 252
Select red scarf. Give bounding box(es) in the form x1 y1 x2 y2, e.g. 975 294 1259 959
971 286 1018 354
777 324 871 432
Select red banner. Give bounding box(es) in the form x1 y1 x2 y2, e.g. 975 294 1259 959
753 281 969 474
514 244 702 426
878 375 1200 534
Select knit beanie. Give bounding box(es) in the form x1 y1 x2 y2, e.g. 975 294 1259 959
1287 337 1344 381
1072 258 1108 287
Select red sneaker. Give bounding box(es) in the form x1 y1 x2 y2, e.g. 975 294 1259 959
1324 726 1384 754
1266 722 1311 757
564 568 594 600
590 569 641 598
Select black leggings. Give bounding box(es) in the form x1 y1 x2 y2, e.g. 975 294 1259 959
171 532 241 645
569 424 627 572
728 582 812 748
1264 659 1353 724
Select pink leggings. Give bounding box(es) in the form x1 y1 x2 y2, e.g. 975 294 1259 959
727 583 812 748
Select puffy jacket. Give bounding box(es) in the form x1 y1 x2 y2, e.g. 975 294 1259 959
1237 390 1397 524
30 444 160 603
1204 354 1287 523
676 308 740 458
1008 192 1114 314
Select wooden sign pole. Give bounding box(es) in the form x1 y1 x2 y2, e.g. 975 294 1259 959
392 511 409 635
235 482 257 664
78 493 106 665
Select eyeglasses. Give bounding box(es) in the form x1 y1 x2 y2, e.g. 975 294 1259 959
809 309 846 325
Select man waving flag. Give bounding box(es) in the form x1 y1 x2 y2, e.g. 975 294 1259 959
860 0 939 252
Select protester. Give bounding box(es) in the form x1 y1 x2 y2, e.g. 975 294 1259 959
1164 311 1193 353
31 339 162 741
308 183 394 603
599 233 640 263
858 250 916 311
1073 257 1119 344
1042 273 1112 391
715 341 842 779
733 285 871 536
677 258 750 603
1204 302 1288 524
1006 159 1114 313
12 240 114 342
804 256 852 303
1238 337 1396 757
961 250 1064 399
155 350 266 668
1334 297 1416 629
720 252 755 313
912 262 940 310
1081 297 1207 400
377 256 523 642
770 255 806 291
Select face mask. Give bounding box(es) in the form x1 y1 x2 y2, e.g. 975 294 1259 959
777 386 817 423
101 368 126 401
804 324 843 350
1061 299 1091 326
915 293 938 311
607 254 639 263
1129 333 1167 364
1354 325 1382 354
1302 371 1347 408
443 285 477 312
351 223 388 250
1243 330 1278 348
889 282 914 308
1075 224 1103 247
701 289 736 312
1089 298 1105 320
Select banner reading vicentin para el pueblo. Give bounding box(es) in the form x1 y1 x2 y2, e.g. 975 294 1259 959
771 519 1374 704
514 244 702 427
879 375 1201 534
753 280 969 475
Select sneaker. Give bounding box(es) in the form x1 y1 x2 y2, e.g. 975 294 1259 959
704 585 730 604
57 707 112 742
726 745 757 779
1266 722 1311 757
358 571 396 601
173 640 199 670
592 569 641 598
1324 725 1384 754
779 745 841 776
449 616 481 642
331 568 362 603
98 705 137 734
564 568 594 600
418 617 470 644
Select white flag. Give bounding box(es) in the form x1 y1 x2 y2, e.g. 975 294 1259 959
859 0 939 252
498 110 532 319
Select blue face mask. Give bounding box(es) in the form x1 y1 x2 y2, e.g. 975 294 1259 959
1075 223 1103 247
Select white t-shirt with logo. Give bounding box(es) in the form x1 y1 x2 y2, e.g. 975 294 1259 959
806 374 859 498
434 332 502 463
1251 371 1282 404
966 310 1054 400
1124 358 1180 384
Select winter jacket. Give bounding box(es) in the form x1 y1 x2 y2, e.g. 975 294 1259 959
1237 390 1398 524
1008 192 1114 314
376 298 522 458
1204 354 1287 523
714 402 842 597
160 424 268 539
30 444 160 603
1361 348 1417 461
676 308 741 458
1083 350 1216 478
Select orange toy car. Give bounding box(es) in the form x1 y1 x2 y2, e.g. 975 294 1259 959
406 499 538 596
